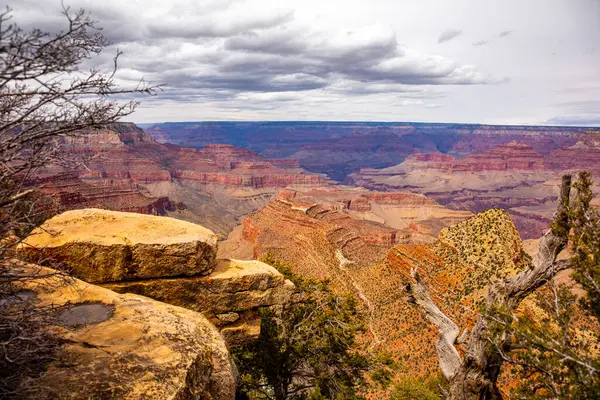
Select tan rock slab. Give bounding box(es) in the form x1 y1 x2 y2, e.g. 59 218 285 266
18 208 218 283
103 259 296 345
104 258 294 314
14 263 236 400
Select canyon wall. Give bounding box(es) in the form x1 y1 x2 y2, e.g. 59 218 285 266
348 140 600 238
145 121 597 180
36 123 324 237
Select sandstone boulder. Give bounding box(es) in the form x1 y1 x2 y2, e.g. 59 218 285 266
19 210 295 346
104 258 296 345
14 263 236 400
18 208 218 283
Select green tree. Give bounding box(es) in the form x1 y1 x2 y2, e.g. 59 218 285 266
234 254 371 400
506 171 600 399
389 376 441 400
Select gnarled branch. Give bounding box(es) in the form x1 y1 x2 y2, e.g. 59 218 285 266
409 267 462 380
407 175 576 400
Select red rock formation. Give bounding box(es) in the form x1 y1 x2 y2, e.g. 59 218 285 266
451 142 545 171
52 124 323 190
146 121 595 181
546 133 600 173
197 144 264 169
33 123 324 238
404 142 546 172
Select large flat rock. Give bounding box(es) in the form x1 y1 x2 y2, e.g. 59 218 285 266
104 259 296 345
18 209 218 283
12 263 236 400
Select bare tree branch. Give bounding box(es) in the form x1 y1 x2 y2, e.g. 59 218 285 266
408 175 577 400
409 267 462 380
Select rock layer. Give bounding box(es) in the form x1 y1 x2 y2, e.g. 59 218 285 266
19 209 218 283
37 123 323 238
19 209 294 345
104 258 296 345
347 141 600 238
145 121 595 180
13 262 237 400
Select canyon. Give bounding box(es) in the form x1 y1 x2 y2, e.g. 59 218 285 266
18 121 600 398
348 139 600 238
35 123 324 237
144 121 596 180
142 122 600 240
37 121 600 241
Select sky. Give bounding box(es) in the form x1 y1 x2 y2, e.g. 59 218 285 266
6 0 600 125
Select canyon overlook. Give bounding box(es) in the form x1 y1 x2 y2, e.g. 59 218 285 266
13 207 302 398
4 2 600 397
36 123 324 237
15 201 534 398
36 121 600 242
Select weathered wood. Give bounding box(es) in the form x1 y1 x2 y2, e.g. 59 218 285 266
409 175 574 400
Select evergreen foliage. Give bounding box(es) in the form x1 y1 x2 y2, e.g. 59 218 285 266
234 253 374 400
508 172 600 399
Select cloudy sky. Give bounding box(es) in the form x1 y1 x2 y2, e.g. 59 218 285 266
7 0 600 124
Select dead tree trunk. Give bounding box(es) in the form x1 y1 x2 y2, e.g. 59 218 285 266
409 175 574 400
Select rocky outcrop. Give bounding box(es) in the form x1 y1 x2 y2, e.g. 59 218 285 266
18 209 294 345
13 262 237 400
19 209 218 283
222 195 527 396
104 259 296 344
377 209 529 378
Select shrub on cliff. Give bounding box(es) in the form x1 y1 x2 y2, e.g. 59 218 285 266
234 253 375 400
407 173 600 399
0 5 153 397
506 172 600 399
389 375 442 400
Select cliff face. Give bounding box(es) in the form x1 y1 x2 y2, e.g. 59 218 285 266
19 209 295 346
56 125 320 188
546 132 600 173
347 141 600 239
13 262 237 400
145 121 595 180
37 122 324 237
221 197 527 395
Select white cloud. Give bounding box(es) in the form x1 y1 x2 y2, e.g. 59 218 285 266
3 0 599 125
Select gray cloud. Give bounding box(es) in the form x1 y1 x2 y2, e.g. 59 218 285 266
438 29 462 43
545 115 600 126
146 10 295 39
18 0 595 124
